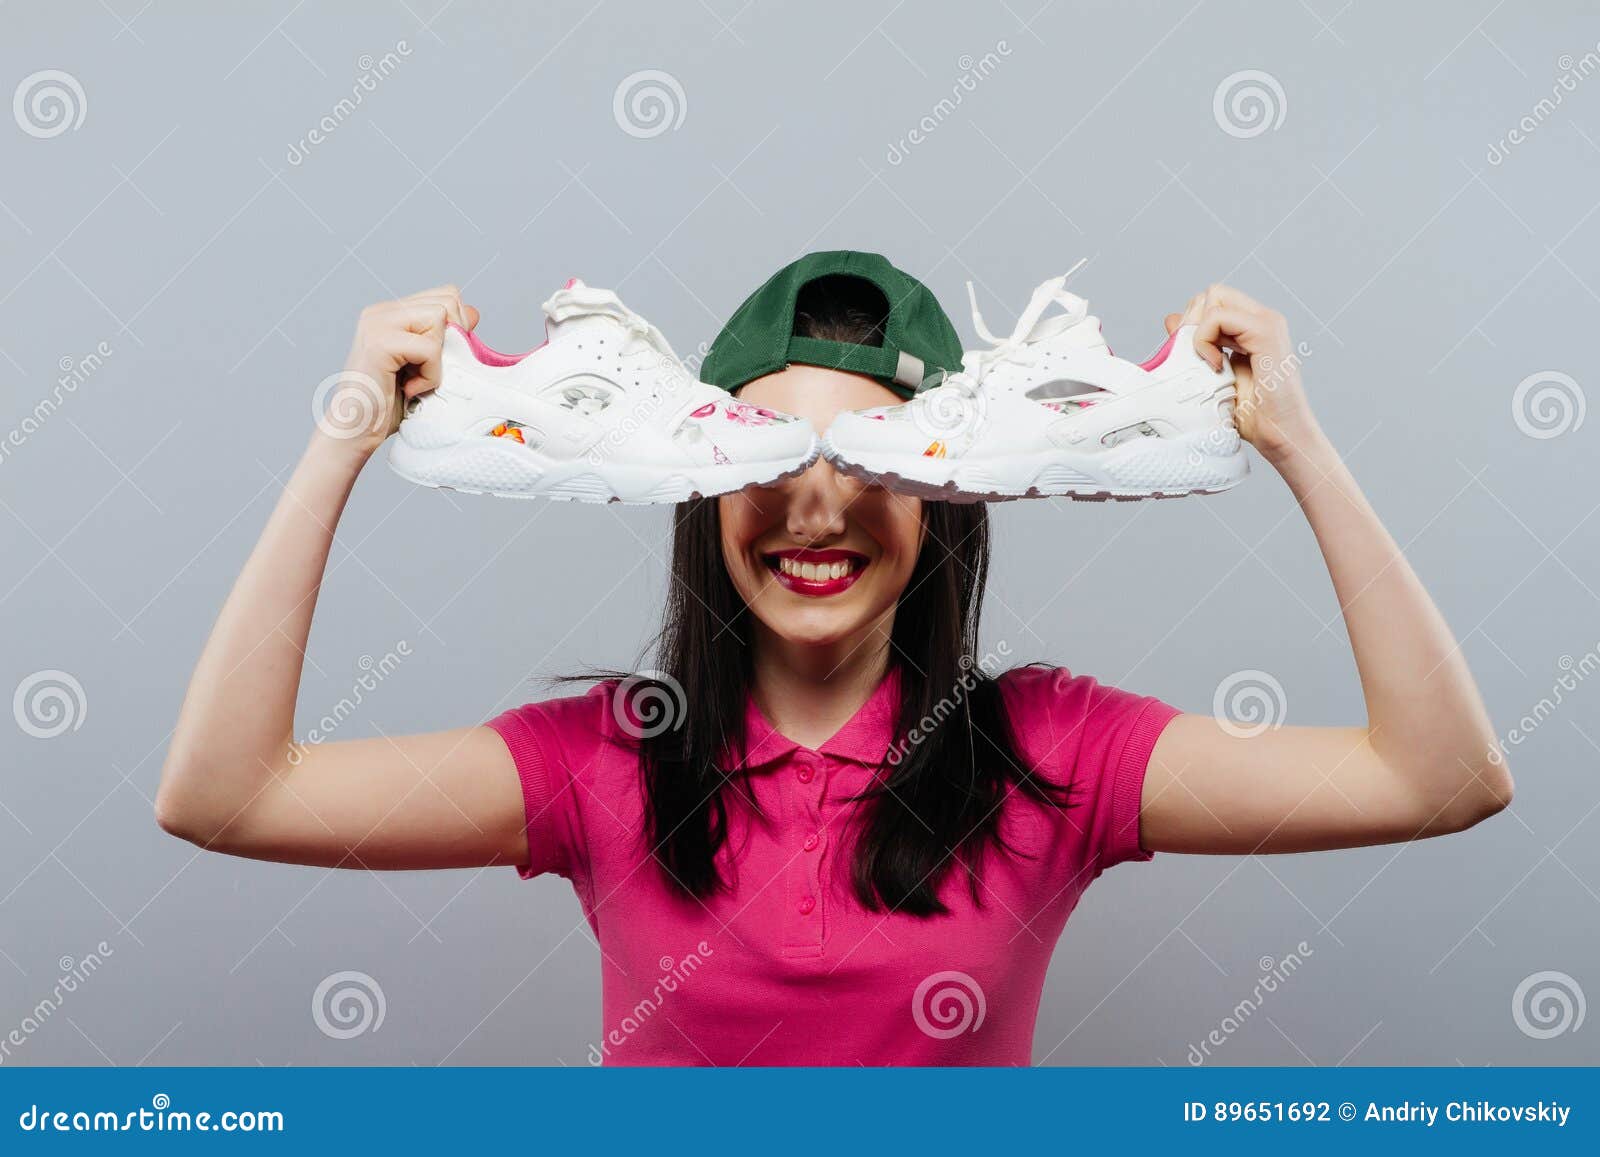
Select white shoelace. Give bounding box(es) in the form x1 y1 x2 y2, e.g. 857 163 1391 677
939 259 1091 396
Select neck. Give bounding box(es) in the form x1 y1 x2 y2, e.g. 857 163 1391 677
749 614 894 750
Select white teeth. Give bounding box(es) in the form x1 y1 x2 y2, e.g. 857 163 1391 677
773 556 860 581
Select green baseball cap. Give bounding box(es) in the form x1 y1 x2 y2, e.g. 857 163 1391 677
700 250 963 401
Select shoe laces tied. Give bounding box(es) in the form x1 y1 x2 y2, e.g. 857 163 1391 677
957 258 1091 388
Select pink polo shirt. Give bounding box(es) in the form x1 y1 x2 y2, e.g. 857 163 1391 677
486 664 1179 1066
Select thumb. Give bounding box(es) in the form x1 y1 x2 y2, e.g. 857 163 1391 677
1164 312 1183 336
463 303 481 331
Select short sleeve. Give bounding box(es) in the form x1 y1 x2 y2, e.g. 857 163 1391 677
484 684 615 881
999 665 1181 877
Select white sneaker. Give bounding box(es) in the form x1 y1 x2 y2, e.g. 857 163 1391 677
389 280 819 503
821 266 1248 502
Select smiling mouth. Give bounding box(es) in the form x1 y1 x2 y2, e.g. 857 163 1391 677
763 548 869 597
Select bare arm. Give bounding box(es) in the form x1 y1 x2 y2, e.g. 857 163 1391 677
155 287 529 869
1140 286 1513 855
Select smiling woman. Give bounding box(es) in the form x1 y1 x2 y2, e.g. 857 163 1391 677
640 268 1052 919
155 250 1510 1067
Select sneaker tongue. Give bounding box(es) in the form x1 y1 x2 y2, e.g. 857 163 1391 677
1068 315 1110 353
542 278 627 332
540 280 684 365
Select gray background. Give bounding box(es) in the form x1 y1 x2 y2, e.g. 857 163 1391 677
2 0 1597 1067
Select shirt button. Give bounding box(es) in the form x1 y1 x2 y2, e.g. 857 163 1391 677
796 765 814 784
797 896 816 915
802 833 819 852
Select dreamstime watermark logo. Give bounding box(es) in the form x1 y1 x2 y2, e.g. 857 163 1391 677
1490 643 1600 767
909 373 987 447
1249 341 1313 400
912 971 986 1039
1186 941 1314 1064
612 70 686 139
312 971 385 1039
886 641 1013 766
681 338 713 378
286 642 412 765
0 340 114 468
587 942 714 1064
584 356 699 468
17 1094 283 1134
286 42 412 165
885 41 1013 165
612 670 687 739
1212 669 1286 739
1187 339 1313 466
13 70 87 138
1212 70 1286 139
311 369 389 440
1511 371 1585 440
13 670 87 739
1487 46 1600 165
0 941 114 1065
1512 970 1585 1040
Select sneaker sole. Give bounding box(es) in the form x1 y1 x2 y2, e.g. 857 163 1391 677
820 426 1248 503
388 433 820 504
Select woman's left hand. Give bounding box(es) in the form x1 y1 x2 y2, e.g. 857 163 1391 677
1164 284 1320 465
1144 285 1511 859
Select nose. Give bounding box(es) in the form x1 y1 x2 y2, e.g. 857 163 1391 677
783 455 855 543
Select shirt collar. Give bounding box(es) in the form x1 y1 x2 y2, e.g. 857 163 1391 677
737 666 902 769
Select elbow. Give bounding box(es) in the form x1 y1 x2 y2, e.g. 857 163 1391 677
1435 755 1515 834
153 758 228 849
1481 763 1516 820
153 785 209 847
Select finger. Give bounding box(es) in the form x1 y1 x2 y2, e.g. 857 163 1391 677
394 302 450 339
403 285 469 329
1198 282 1265 316
463 303 480 331
1164 312 1183 336
1179 294 1205 326
410 295 470 331
389 333 444 396
405 283 462 308
1192 306 1261 371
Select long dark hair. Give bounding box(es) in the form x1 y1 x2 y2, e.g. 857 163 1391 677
627 274 1071 917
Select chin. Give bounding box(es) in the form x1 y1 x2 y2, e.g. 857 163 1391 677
759 605 872 648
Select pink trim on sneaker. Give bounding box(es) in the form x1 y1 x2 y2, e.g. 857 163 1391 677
450 323 540 367
1138 330 1178 372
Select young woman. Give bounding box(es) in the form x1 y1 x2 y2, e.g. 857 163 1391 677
155 256 1511 1065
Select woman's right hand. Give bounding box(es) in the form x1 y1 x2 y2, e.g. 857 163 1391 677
315 284 480 459
158 281 532 870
